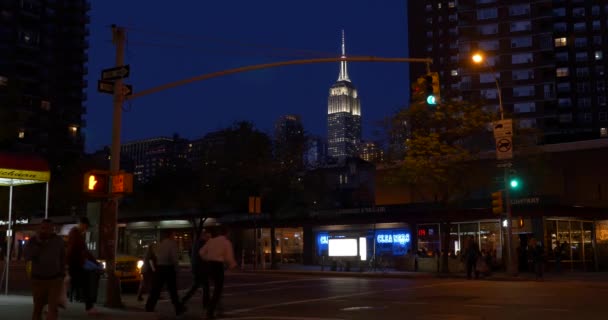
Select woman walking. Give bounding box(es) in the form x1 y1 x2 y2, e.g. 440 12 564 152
137 244 157 301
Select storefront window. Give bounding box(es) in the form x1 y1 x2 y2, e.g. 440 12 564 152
558 221 571 260
375 229 411 256
583 222 594 262
570 221 582 261
546 220 557 258
417 224 440 257
448 224 460 256
480 222 501 259
460 223 479 247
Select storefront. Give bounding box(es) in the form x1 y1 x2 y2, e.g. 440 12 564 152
544 218 595 271
121 220 196 262
314 223 412 267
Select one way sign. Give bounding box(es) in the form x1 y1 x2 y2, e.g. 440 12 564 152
101 65 130 81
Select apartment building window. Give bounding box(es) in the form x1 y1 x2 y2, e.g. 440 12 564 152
593 21 600 31
594 36 602 45
573 8 585 17
583 113 593 122
574 22 586 32
513 69 534 80
576 67 589 77
480 72 498 83
0 75 7 86
40 100 51 111
19 29 39 46
602 128 608 137
558 83 571 93
451 69 459 76
596 66 605 76
577 82 591 93
554 37 567 47
597 81 606 93
511 37 532 48
477 8 498 20
554 23 567 32
556 52 568 62
478 24 498 35
553 8 566 17
18 130 25 139
599 112 608 121
592 6 600 16
513 85 535 97
509 4 530 16
559 114 573 123
426 4 432 11
518 119 536 129
558 98 571 108
600 96 607 107
512 53 533 64
477 0 496 4
510 21 531 32
482 89 498 99
459 43 471 53
575 38 587 48
514 102 535 113
449 1 456 8
556 67 569 77
479 40 499 51
578 98 592 109
593 50 604 60
576 52 588 61
449 14 458 22
545 84 555 99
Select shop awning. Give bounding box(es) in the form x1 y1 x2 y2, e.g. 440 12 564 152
0 152 50 186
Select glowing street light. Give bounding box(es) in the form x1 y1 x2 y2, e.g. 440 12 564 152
472 53 484 64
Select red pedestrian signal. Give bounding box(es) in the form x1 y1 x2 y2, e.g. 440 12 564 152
83 171 109 196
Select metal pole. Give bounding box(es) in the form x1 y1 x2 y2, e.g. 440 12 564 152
104 24 126 308
504 169 516 276
44 182 49 219
5 185 13 294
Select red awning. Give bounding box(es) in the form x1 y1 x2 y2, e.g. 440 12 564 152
0 152 49 172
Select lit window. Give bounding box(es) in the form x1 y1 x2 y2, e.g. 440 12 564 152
595 51 603 61
448 1 456 8
514 102 535 113
556 67 569 77
477 8 498 20
601 128 607 137
451 69 458 76
18 130 25 139
40 100 51 110
69 125 78 136
0 75 7 86
554 37 567 47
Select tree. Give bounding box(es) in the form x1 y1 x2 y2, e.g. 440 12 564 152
396 98 494 273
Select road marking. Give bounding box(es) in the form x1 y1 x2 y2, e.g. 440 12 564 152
225 278 320 289
228 317 344 320
224 281 465 315
463 304 501 309
395 301 430 305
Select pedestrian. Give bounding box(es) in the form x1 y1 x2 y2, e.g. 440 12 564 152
137 244 157 302
145 232 186 316
199 226 238 319
530 238 544 281
554 241 562 273
66 216 102 315
24 219 65 320
464 237 479 280
181 230 211 308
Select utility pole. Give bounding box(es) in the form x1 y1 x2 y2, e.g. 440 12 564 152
101 24 126 308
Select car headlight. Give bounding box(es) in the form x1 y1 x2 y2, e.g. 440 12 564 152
137 260 144 269
102 261 106 269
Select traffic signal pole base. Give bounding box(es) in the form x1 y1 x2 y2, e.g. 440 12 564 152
103 274 124 309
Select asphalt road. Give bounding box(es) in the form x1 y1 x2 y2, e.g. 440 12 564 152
132 271 608 320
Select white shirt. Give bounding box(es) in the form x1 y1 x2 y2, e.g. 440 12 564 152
199 235 237 268
156 238 178 267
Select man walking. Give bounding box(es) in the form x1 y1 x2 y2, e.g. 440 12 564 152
24 219 65 320
199 226 237 319
66 217 101 315
145 232 186 316
181 230 211 308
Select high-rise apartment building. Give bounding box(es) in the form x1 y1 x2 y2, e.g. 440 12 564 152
327 30 362 159
409 0 608 143
120 136 191 183
274 114 305 169
0 1 90 164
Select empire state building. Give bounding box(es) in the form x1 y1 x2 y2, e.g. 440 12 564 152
327 31 361 160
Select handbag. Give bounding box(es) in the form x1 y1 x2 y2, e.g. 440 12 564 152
83 259 102 271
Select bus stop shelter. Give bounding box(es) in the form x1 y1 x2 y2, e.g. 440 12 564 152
0 152 50 294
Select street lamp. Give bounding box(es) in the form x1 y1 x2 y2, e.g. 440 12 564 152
471 52 504 120
471 51 516 276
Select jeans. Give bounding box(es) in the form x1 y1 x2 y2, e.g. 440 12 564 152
207 261 225 317
182 263 210 306
31 278 63 320
69 269 96 311
145 265 183 313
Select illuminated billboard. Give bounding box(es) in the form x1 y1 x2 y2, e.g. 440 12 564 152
328 238 358 257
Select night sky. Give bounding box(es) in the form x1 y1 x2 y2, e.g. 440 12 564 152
85 1 411 152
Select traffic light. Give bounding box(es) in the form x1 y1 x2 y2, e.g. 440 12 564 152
509 177 521 189
429 72 441 104
83 171 109 196
491 191 504 214
411 76 428 103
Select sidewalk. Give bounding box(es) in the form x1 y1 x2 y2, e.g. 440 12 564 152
0 295 155 320
243 263 608 282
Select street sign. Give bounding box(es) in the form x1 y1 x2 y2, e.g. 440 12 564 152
98 81 132 96
98 80 114 94
101 65 130 81
496 137 513 160
493 119 513 138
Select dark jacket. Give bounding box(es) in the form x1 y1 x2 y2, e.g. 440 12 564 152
66 227 97 271
191 239 207 270
24 234 65 280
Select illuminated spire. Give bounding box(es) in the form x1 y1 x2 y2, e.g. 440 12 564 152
338 29 350 82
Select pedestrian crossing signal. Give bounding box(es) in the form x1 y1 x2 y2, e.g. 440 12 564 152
491 191 503 214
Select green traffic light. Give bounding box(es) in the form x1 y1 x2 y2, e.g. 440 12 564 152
426 95 437 105
510 179 520 189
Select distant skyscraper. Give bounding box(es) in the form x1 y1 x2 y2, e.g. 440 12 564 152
304 135 327 169
120 135 190 183
274 115 305 169
327 30 362 160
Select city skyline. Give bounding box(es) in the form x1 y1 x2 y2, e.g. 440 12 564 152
84 1 410 153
